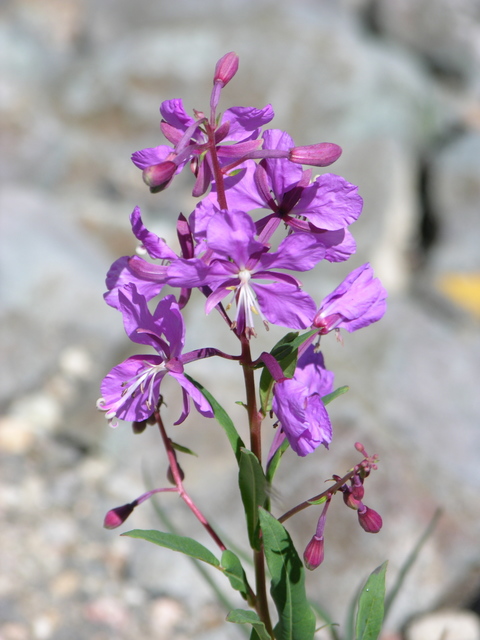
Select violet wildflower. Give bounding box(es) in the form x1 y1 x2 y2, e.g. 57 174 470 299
97 286 213 426
132 97 274 196
272 345 334 456
313 263 387 334
166 209 326 336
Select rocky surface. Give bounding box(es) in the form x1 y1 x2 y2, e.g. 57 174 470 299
1 0 480 638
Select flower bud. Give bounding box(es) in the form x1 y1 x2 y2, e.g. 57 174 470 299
103 503 135 529
214 52 239 87
343 490 362 510
358 505 383 533
289 142 342 167
303 535 325 571
142 161 177 192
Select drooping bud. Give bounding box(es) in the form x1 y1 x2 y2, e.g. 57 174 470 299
357 504 383 533
213 52 239 87
142 161 177 192
303 535 325 571
289 142 342 167
103 502 135 529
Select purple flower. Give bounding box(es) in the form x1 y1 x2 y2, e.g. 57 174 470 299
272 346 334 456
97 285 212 426
313 263 387 334
197 130 362 252
166 209 325 335
132 99 274 195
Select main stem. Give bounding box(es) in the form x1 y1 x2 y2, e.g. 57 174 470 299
241 337 273 638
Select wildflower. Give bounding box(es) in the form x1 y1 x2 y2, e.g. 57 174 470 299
97 286 213 426
272 346 334 456
166 209 325 336
313 263 387 334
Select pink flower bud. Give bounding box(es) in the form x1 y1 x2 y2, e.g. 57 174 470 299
103 503 135 529
343 490 362 510
289 142 342 167
142 161 177 192
303 535 325 571
214 52 239 87
358 505 383 533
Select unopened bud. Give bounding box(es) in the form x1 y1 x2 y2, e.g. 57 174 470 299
214 52 239 87
343 490 362 510
103 503 135 529
358 505 383 533
289 142 342 167
142 161 177 192
303 535 325 571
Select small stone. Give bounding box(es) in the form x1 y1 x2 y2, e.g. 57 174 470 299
0 417 35 454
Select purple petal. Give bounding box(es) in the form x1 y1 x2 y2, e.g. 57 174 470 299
222 105 274 141
253 282 316 329
259 233 326 272
166 257 211 288
169 372 214 423
104 257 163 310
131 145 172 169
206 210 264 266
130 207 177 260
160 98 196 131
272 377 332 456
295 173 363 231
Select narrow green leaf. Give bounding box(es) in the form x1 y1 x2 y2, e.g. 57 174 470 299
123 529 220 568
322 385 349 406
259 509 316 640
185 374 245 463
355 561 387 640
309 601 341 640
239 449 268 549
221 549 251 600
384 509 441 621
226 610 271 640
170 441 198 457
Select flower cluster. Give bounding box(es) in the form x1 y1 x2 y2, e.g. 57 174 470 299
97 52 386 460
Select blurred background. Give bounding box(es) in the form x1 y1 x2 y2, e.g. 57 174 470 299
1 0 480 638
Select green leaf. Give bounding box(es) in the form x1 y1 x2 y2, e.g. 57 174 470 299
239 449 268 549
322 385 349 406
221 550 251 600
185 374 245 463
122 529 220 568
226 610 271 640
170 441 198 457
259 509 316 640
355 561 387 640
259 330 318 414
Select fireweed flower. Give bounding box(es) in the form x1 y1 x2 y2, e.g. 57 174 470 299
193 130 361 260
97 285 213 426
132 97 274 195
313 263 387 334
272 345 334 456
166 209 326 336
